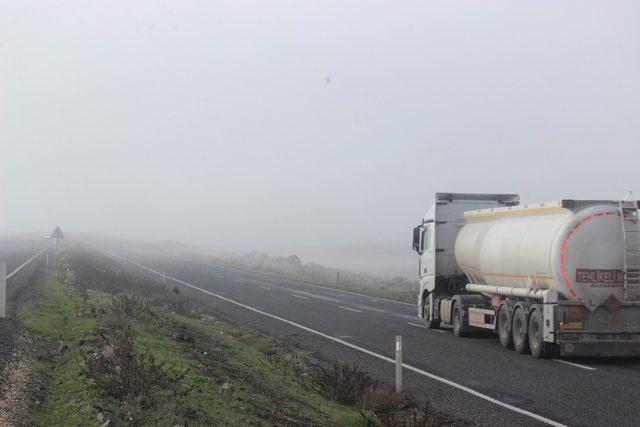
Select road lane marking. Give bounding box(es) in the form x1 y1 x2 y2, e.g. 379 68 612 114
179 258 415 307
292 294 310 300
338 306 363 313
337 335 352 338
233 279 244 284
553 359 596 371
238 278 271 286
258 286 271 290
288 282 414 306
107 251 566 427
6 247 48 280
408 322 447 333
292 290 345 303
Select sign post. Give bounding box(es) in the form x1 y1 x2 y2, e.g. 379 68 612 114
395 335 403 393
51 226 65 250
0 262 6 319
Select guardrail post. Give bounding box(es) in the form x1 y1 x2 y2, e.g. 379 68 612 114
395 335 402 393
0 262 6 319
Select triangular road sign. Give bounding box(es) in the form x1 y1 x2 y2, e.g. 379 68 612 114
51 226 65 239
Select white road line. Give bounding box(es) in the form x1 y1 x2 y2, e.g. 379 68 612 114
553 359 596 371
288 281 414 306
258 285 271 291
6 248 48 279
233 279 245 284
292 294 310 300
337 335 352 339
408 322 448 333
106 251 566 427
338 305 363 313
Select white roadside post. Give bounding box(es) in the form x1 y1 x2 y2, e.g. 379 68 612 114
162 267 167 284
46 250 50 267
0 262 6 319
395 335 403 393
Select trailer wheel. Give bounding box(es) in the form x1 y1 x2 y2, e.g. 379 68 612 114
497 304 512 348
452 303 465 337
512 307 529 354
528 309 545 358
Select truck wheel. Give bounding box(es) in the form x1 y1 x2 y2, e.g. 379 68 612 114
511 307 529 354
424 317 441 329
528 309 545 358
452 303 465 337
423 293 441 329
497 304 512 348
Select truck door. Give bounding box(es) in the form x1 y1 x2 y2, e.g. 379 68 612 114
419 224 435 277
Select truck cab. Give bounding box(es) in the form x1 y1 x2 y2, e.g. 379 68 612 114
412 193 519 327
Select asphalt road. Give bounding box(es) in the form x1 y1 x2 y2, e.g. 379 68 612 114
0 239 49 303
92 244 640 427
0 239 49 380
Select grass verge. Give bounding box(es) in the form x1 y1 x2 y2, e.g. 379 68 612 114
17 253 442 426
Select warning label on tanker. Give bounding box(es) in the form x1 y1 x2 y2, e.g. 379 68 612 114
575 269 624 288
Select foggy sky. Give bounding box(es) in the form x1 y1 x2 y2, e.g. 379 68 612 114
2 1 639 278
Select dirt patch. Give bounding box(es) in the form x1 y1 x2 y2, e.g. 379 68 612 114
0 329 43 426
0 264 47 425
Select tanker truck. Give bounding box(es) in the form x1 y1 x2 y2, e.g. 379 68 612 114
412 193 640 357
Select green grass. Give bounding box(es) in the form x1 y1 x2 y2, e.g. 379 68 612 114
19 259 377 426
19 263 108 426
122 311 374 425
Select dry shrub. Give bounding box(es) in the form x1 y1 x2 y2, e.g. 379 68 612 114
111 293 151 318
171 324 195 344
154 287 196 317
69 251 200 318
376 409 443 427
83 317 171 411
312 362 377 405
359 386 406 414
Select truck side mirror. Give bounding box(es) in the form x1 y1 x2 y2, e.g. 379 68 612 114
412 226 422 253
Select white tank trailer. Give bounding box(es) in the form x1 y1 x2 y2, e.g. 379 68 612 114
412 193 640 357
